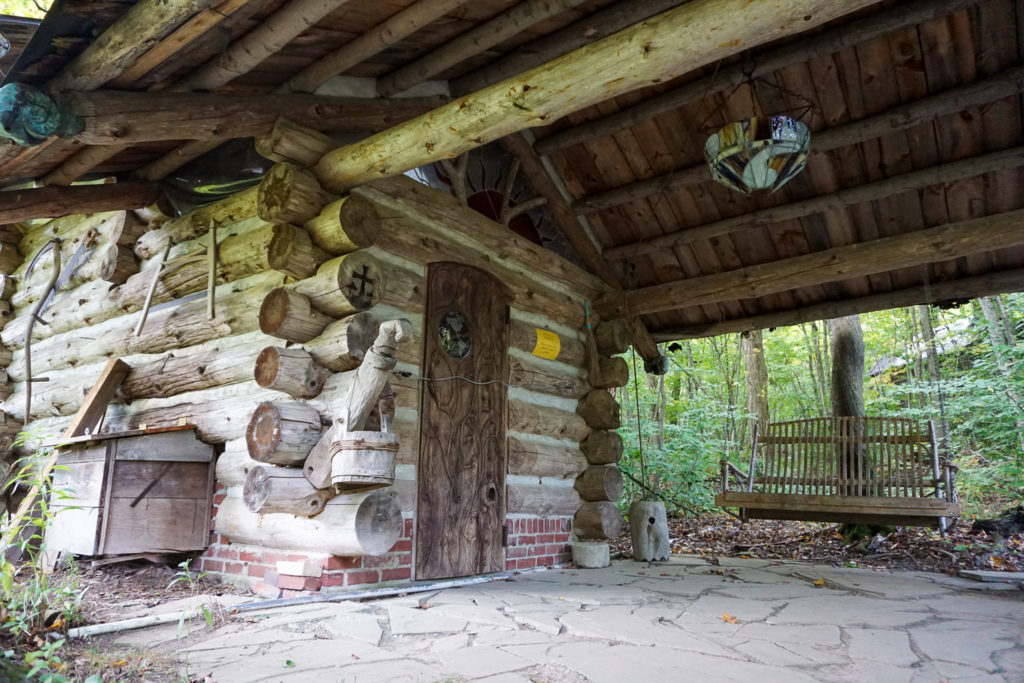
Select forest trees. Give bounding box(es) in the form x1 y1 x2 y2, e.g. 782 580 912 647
617 293 1024 517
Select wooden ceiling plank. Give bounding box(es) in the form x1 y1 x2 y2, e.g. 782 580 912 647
599 208 1024 319
107 0 253 89
377 0 590 97
534 0 985 156
282 0 472 94
453 0 686 95
311 0 881 193
0 181 162 223
574 63 1024 215
47 0 217 93
651 267 1024 341
605 145 1024 262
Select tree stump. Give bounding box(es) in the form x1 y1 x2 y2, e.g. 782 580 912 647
246 401 323 466
628 500 669 561
254 346 332 399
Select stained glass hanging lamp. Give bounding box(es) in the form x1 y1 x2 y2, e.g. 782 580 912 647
701 61 812 194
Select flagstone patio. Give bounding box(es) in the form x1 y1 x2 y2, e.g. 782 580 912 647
110 556 1024 682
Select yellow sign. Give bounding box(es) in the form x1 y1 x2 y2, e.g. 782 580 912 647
531 328 561 360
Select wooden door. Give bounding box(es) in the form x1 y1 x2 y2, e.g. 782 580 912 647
416 262 510 579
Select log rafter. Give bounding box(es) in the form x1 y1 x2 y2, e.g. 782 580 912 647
598 209 1024 320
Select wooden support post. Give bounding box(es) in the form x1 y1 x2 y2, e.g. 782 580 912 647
267 224 330 280
576 389 620 430
254 346 333 399
246 401 323 466
574 465 624 502
580 430 623 465
573 501 622 540
244 465 332 516
259 287 335 343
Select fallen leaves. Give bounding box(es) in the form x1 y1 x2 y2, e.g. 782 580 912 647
720 613 740 624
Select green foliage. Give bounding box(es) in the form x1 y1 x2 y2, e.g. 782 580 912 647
0 0 50 19
618 294 1024 519
1 444 83 682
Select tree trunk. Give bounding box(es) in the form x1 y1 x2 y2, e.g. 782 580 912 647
829 316 865 418
978 296 1024 454
917 304 950 442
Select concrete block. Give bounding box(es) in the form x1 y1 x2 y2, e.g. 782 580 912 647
572 540 610 568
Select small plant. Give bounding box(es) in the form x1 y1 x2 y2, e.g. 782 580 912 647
167 559 215 634
1 442 84 682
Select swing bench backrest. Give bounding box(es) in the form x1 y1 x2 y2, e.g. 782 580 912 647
717 416 959 529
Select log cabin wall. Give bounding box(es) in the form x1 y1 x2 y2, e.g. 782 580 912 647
1 169 623 591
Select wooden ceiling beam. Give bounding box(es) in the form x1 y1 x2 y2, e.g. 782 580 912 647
534 0 984 156
578 62 1024 217
451 0 687 96
47 0 216 93
598 209 1024 319
605 144 1024 261
376 0 590 98
0 182 162 223
651 269 1024 341
311 0 880 193
501 131 664 369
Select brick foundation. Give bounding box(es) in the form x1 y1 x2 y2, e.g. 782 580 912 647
198 485 573 590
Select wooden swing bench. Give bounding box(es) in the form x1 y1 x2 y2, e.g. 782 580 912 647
716 417 959 530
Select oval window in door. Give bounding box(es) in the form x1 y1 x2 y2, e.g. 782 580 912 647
438 310 472 359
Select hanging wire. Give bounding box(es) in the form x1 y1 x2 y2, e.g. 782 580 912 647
629 346 649 501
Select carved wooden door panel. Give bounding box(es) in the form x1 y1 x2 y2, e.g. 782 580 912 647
416 262 510 579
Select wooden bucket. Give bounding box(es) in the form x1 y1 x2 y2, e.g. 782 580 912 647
330 430 398 493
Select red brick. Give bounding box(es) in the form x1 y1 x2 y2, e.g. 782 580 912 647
322 572 346 587
201 559 224 573
382 568 411 582
245 564 267 579
222 562 243 575
323 556 361 571
403 518 414 535
262 552 286 564
395 553 412 566
506 559 517 570
212 492 227 505
286 553 311 562
253 582 282 599
518 535 536 546
517 557 537 569
362 555 395 568
346 570 381 586
390 539 412 553
239 551 262 563
545 544 564 555
537 534 555 544
277 575 322 591
507 546 527 559
216 546 239 560
282 589 317 599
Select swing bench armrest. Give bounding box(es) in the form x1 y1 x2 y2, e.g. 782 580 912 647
720 459 751 493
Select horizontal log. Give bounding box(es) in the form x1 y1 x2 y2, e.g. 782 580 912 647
573 501 621 540
509 396 589 443
507 483 580 517
259 288 335 343
290 249 421 317
244 465 332 517
216 489 402 556
594 319 630 355
601 210 1024 319
0 182 162 223
267 224 329 280
650 269 1024 342
508 434 588 479
304 196 379 256
58 90 446 145
574 465 623 502
246 401 323 466
215 441 257 487
508 353 589 399
254 346 332 399
576 389 620 430
509 318 585 367
593 356 629 389
580 430 623 466
135 187 259 260
258 162 331 226
303 311 379 372
256 117 336 167
535 0 984 155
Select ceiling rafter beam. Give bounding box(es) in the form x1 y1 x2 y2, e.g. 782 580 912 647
534 0 985 156
311 0 881 193
0 181 162 223
605 144 1024 261
577 60 1024 218
597 209 1024 319
651 269 1024 341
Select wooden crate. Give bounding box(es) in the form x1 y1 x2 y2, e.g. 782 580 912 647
45 427 216 556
